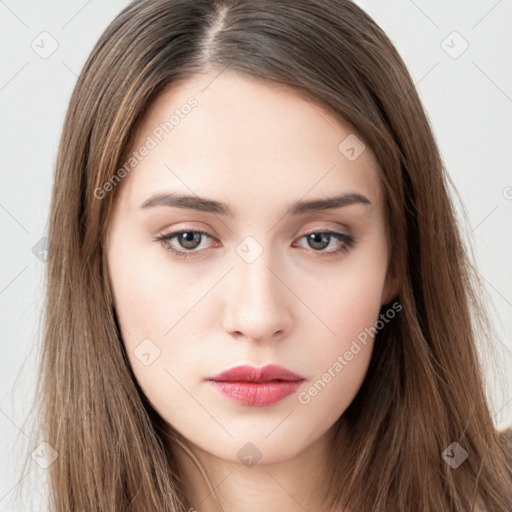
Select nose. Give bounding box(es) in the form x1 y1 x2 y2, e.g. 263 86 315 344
222 252 293 343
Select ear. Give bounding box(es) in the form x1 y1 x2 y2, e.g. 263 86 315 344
381 262 400 305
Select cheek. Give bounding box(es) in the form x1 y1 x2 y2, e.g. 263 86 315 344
311 235 389 348
108 230 197 341
107 233 214 414
296 240 388 415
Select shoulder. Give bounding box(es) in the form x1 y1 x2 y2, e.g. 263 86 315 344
473 498 487 512
497 426 512 465
498 426 512 450
474 427 512 512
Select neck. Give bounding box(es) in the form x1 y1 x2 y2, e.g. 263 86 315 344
168 426 340 512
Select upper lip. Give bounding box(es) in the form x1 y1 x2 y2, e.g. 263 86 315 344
208 364 304 383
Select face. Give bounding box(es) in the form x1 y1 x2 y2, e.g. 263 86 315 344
106 70 396 465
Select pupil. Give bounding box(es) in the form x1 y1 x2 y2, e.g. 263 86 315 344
181 232 200 249
309 233 329 250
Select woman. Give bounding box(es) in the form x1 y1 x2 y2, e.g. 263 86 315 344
23 0 512 510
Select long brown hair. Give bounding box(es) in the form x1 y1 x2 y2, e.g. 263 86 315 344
17 0 512 510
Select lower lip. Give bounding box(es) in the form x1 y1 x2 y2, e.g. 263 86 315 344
208 380 304 406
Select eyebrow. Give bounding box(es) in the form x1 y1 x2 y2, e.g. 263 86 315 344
139 191 372 216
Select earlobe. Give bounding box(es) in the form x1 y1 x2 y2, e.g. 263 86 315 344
382 265 400 305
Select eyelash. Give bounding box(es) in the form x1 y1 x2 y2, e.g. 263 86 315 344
153 228 356 260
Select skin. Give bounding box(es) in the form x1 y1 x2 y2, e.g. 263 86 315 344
106 70 398 512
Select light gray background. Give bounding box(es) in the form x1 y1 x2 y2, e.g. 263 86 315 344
1 0 511 510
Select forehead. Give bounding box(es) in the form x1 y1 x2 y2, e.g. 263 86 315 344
116 70 382 214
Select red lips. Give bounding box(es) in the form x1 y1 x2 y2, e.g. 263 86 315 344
207 364 305 406
208 364 304 383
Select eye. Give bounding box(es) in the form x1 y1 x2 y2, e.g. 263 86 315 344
154 228 356 259
292 230 356 258
154 229 218 259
